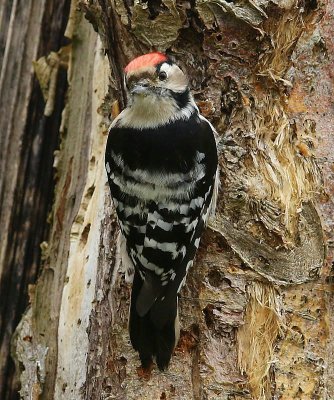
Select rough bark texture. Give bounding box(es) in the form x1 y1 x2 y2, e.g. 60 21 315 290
0 1 70 398
1 0 334 399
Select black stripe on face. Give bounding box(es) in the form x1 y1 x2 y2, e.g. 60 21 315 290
169 88 190 109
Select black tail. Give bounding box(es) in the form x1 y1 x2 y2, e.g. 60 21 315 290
154 315 178 370
129 271 179 370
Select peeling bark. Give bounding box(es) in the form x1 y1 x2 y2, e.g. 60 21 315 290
1 0 334 399
0 0 70 398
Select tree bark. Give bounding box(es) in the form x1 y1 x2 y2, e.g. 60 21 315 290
0 1 70 398
1 0 334 399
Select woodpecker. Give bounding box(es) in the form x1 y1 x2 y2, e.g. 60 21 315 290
105 52 218 370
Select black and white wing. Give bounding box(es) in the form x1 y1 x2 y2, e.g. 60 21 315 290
106 113 217 320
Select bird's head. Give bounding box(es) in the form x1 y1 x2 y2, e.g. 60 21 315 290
124 52 191 107
117 53 197 128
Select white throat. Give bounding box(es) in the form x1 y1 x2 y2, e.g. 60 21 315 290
113 93 198 129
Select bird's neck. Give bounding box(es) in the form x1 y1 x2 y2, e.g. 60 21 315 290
114 92 198 130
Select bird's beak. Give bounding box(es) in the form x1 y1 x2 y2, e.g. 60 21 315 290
130 79 151 95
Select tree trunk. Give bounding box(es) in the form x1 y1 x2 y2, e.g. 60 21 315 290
0 1 70 398
1 0 334 399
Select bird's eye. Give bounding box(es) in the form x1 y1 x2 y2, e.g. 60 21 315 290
158 71 167 81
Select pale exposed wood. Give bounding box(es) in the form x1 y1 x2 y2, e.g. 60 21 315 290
0 0 69 398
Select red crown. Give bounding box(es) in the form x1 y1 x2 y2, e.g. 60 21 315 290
124 52 168 74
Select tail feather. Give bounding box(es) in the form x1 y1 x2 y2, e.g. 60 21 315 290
153 295 179 370
129 271 179 370
154 311 179 370
129 271 155 367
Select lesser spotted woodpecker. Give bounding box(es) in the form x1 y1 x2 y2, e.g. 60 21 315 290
105 52 218 370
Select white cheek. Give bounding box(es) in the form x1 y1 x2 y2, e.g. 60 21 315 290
159 63 188 93
165 73 188 93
